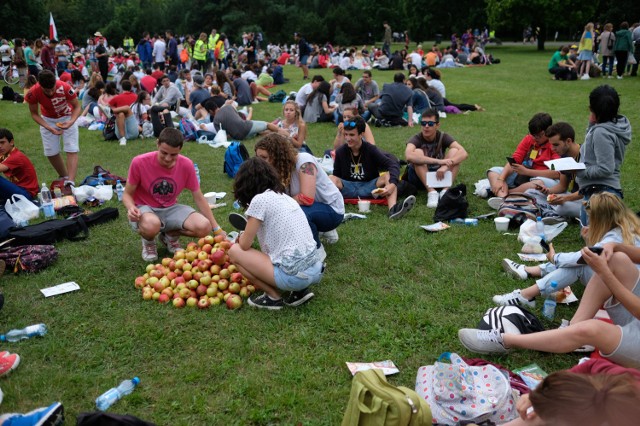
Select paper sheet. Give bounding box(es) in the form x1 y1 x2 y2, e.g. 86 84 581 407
426 171 452 188
346 360 399 376
41 281 80 297
544 158 585 171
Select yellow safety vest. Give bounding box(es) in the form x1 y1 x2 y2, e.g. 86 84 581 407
208 34 219 51
193 40 207 61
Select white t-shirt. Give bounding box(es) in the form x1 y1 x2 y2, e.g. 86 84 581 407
153 40 166 63
0 45 13 62
295 82 314 107
245 190 317 273
409 52 422 67
288 153 345 215
428 79 446 98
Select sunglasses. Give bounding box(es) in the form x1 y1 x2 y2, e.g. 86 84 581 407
420 120 438 127
343 121 357 129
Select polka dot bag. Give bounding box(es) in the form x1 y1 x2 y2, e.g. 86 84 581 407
415 352 518 424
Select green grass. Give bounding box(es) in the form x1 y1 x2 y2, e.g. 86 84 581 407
1 45 639 424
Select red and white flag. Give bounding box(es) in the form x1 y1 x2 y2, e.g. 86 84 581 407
49 13 57 41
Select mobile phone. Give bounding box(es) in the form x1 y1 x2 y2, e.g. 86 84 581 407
577 246 604 264
506 156 517 165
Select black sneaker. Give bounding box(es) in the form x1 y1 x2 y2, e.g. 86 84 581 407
247 293 284 310
284 288 315 307
388 195 416 220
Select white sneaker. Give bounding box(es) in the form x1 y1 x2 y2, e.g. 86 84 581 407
427 191 439 208
141 237 158 262
492 289 536 308
458 328 508 354
119 137 127 146
580 74 590 80
617 75 623 79
319 229 339 244
502 259 528 280
488 197 503 210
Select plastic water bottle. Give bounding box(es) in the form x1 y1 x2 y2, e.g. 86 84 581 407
97 173 105 186
194 163 201 184
95 377 140 411
233 200 241 210
40 183 55 219
542 281 558 320
0 324 48 342
115 180 125 202
536 216 545 241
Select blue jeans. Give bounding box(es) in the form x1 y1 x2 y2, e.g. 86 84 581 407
0 176 33 205
301 201 344 247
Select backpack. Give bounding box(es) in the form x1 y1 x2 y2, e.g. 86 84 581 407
103 115 117 140
433 183 468 222
0 245 58 273
80 165 127 188
342 369 432 426
223 141 250 178
478 306 545 335
1 86 15 102
607 33 615 50
497 193 540 230
178 117 197 141
268 89 287 103
416 353 517 425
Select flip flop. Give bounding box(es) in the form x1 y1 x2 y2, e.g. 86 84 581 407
228 212 247 231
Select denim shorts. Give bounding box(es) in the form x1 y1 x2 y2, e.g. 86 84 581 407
340 178 379 199
274 260 324 292
299 55 309 66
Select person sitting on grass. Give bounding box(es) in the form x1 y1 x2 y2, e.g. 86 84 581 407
0 128 39 204
496 193 640 309
333 107 376 150
273 100 311 154
486 112 560 208
329 116 416 220
404 108 468 209
123 128 224 262
107 79 139 146
459 237 640 369
523 122 583 223
255 133 344 249
228 157 324 310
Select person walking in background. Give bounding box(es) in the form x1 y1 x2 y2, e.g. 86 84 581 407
599 23 616 78
614 22 633 79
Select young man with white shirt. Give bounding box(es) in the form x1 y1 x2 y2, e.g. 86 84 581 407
152 34 166 71
294 75 324 111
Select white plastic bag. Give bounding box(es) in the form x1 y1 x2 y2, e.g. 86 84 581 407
94 185 114 202
72 185 95 203
518 219 568 243
5 194 41 222
318 154 334 175
214 127 227 145
473 178 491 198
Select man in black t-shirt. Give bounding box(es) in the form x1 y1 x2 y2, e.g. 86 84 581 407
404 108 468 208
329 116 416 219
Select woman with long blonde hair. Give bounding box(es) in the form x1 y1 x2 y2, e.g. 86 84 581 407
274 100 309 153
494 192 640 308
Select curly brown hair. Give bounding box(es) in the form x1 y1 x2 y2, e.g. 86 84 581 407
254 133 298 189
233 157 285 209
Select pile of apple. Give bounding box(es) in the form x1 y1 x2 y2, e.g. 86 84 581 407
134 235 255 310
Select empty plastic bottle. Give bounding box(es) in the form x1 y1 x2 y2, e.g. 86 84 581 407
542 281 558 320
95 377 140 411
194 163 201 184
536 216 545 241
115 180 125 202
0 324 48 342
39 183 55 219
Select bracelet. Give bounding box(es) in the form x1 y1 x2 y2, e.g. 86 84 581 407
213 227 224 235
497 178 504 181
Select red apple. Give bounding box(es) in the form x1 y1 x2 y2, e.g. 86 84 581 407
219 241 231 251
182 270 193 281
210 250 225 266
172 298 185 308
153 281 165 293
161 257 172 267
186 242 199 252
190 290 197 299
197 298 210 309
202 243 213 254
174 276 185 285
179 288 191 299
198 237 206 247
230 272 242 283
186 297 198 307
168 260 177 271
196 284 208 297
158 293 170 304
228 282 241 294
226 294 243 310
166 271 177 281
193 272 203 282
134 277 146 289
204 235 215 245
161 287 174 298
214 234 225 244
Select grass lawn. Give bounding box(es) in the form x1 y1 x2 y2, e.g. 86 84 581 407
0 45 639 424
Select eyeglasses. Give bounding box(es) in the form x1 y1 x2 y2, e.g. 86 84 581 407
420 120 438 127
343 121 357 129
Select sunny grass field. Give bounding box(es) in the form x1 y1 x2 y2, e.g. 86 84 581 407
0 45 639 424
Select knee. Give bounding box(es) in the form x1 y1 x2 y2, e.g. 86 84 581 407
191 220 212 238
228 244 241 263
138 215 161 236
571 320 601 342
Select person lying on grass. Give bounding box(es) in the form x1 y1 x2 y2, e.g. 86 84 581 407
496 193 640 309
228 157 324 310
459 240 640 368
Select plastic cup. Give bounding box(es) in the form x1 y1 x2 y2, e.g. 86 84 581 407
494 217 510 232
204 192 217 206
358 200 371 213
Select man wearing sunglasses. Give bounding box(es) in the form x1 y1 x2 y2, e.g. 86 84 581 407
486 112 560 208
329 116 416 219
404 109 468 208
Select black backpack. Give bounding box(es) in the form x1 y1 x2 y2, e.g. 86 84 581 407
103 115 117 141
1 86 16 102
433 183 469 222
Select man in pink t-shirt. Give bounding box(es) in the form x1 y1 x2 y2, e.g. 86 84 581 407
25 70 82 186
123 128 224 262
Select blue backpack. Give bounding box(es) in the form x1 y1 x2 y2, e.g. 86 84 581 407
178 118 197 141
223 142 250 178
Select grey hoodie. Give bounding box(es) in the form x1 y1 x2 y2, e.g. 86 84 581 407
576 115 632 190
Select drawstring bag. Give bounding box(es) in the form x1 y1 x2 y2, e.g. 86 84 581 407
433 184 468 222
416 352 517 425
5 195 40 223
214 124 228 145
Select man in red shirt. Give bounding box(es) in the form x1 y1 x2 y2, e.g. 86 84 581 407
40 39 57 74
108 79 139 146
487 113 560 205
0 128 38 203
25 70 81 187
123 128 224 261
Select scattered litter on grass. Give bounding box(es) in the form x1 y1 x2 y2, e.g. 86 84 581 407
421 222 450 232
343 213 367 222
346 360 399 376
517 253 548 262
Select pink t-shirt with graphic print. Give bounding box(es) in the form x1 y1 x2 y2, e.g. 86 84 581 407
127 151 199 208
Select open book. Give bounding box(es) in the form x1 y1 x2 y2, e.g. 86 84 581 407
544 157 585 171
